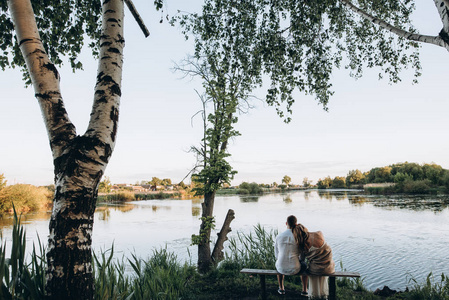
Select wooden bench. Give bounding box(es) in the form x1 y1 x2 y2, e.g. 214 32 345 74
240 268 360 300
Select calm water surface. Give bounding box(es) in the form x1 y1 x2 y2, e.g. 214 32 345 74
1 190 448 291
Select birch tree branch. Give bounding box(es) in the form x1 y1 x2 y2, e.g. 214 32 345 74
125 0 150 37
8 0 76 159
340 0 449 51
85 0 124 159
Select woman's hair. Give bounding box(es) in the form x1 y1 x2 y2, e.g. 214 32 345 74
293 223 310 253
286 215 297 229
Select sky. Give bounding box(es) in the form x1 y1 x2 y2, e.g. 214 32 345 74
1 1 449 187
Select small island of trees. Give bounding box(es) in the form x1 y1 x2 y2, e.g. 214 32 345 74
317 162 449 194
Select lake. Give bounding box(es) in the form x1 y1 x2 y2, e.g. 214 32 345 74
1 190 448 291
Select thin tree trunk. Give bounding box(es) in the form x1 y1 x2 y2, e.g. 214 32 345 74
197 191 215 273
8 0 124 298
211 209 235 264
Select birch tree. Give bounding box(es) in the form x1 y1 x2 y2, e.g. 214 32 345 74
2 0 153 298
187 0 449 124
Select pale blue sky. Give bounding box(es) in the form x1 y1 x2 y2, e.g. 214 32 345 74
1 1 448 186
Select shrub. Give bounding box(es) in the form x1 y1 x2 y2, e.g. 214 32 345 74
0 184 52 213
238 182 262 194
402 179 432 194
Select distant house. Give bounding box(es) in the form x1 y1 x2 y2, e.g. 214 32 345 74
131 185 146 192
150 185 164 191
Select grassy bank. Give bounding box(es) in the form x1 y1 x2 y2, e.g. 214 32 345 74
1 215 448 299
0 184 52 214
97 191 183 202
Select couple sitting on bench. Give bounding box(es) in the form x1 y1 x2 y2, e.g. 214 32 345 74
275 215 335 298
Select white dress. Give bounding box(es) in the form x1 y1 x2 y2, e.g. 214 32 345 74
274 229 301 275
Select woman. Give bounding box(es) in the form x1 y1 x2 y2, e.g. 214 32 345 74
274 215 304 295
293 223 335 299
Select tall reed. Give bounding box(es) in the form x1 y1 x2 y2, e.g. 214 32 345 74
406 272 449 299
224 224 277 270
0 208 46 299
128 248 195 300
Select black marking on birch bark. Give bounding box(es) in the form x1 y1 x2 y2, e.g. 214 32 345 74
107 47 120 53
97 72 117 86
110 83 121 96
96 96 108 103
50 123 76 149
19 38 33 46
99 144 112 163
54 136 106 178
43 63 60 80
100 74 117 85
439 29 449 45
107 18 119 23
100 41 112 47
35 93 51 100
35 91 61 101
101 55 112 60
110 106 119 142
116 34 125 43
95 90 105 96
31 48 46 55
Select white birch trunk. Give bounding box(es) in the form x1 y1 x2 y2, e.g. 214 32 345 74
8 0 125 298
434 0 449 33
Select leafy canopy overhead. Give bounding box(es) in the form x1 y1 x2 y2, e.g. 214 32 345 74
176 0 420 122
1 0 164 83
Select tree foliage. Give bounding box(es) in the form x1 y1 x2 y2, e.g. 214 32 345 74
1 0 102 84
302 177 312 187
98 176 111 193
346 169 366 185
319 162 449 193
0 173 6 191
175 0 422 122
282 175 291 186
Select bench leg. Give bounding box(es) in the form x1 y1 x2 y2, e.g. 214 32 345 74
260 274 266 300
329 277 336 300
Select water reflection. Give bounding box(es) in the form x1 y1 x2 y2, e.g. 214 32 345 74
191 206 200 216
304 191 311 201
283 195 292 203
239 196 259 202
335 192 347 201
0 211 51 228
365 195 449 213
315 190 449 213
348 195 368 206
317 190 332 200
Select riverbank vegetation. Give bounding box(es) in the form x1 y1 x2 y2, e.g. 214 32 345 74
2 213 448 300
0 184 52 214
317 162 449 195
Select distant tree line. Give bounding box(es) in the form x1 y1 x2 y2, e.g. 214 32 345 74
317 162 449 194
